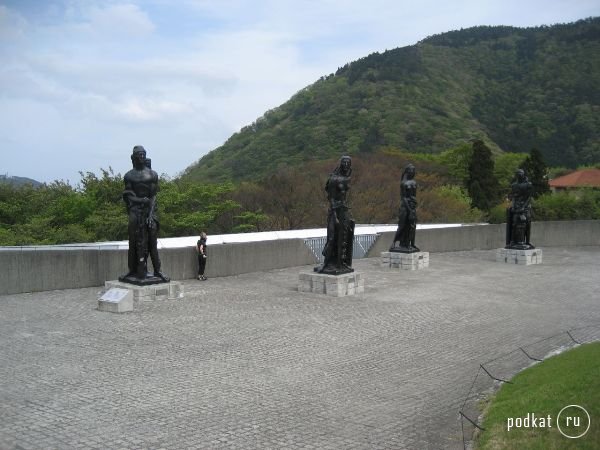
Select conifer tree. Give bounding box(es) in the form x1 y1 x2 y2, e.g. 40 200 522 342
522 147 550 198
466 139 500 211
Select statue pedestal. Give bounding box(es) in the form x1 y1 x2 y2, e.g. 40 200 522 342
496 248 543 265
381 251 429 270
298 272 364 297
104 280 184 303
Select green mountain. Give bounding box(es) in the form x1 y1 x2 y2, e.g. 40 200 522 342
182 18 600 183
0 174 42 188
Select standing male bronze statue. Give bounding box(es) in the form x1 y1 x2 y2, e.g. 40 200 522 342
506 168 535 250
315 155 355 275
390 163 420 253
119 146 170 285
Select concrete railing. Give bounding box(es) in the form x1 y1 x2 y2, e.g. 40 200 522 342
0 239 317 296
368 220 600 255
1 220 598 295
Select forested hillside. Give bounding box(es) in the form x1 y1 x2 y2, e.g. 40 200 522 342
182 18 600 183
0 175 42 188
2 19 600 246
2 146 599 246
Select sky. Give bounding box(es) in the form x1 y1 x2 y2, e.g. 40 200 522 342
1 1 599 185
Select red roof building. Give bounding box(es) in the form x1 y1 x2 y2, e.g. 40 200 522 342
549 168 600 191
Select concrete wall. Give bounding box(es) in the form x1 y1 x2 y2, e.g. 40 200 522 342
368 224 505 256
0 239 317 296
367 220 600 256
530 220 600 247
0 249 129 296
1 220 598 295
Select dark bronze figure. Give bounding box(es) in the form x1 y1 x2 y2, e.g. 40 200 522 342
390 164 420 253
119 146 170 285
506 168 535 250
315 156 355 275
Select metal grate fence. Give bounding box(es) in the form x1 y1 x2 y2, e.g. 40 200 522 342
304 234 379 263
459 323 600 449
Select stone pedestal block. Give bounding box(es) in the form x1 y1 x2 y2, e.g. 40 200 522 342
380 251 429 270
105 280 184 303
298 272 364 297
98 287 133 313
496 248 543 265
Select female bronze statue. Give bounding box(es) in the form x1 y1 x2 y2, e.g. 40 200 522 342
316 156 355 275
390 163 420 253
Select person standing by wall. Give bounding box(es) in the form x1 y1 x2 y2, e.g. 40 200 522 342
197 232 208 280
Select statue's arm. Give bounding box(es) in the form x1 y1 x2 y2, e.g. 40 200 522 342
524 186 533 209
122 176 135 205
524 187 532 204
149 170 159 198
146 171 160 225
400 182 411 209
122 175 150 206
325 176 340 223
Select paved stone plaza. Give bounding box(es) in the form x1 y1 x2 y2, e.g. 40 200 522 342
1 247 599 449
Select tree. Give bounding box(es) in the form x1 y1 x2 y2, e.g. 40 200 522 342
466 140 501 211
521 147 550 198
256 165 323 230
0 170 241 245
233 211 269 233
77 169 127 241
418 185 484 223
158 181 239 236
437 143 473 184
493 152 527 190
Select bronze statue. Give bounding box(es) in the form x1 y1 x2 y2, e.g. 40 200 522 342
119 146 170 285
315 156 355 275
506 168 535 250
390 163 420 253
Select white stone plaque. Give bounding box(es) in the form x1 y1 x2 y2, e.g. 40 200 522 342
100 288 130 303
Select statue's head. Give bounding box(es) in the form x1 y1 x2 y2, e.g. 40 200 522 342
402 163 416 180
332 155 352 176
131 145 147 168
339 155 352 174
515 168 526 182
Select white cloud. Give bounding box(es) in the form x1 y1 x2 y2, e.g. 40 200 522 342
117 97 194 122
93 3 154 33
69 3 155 38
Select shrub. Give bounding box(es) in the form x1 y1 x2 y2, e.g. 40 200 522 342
419 185 484 223
533 190 600 221
488 200 510 224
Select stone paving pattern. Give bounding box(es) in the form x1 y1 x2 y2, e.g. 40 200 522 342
1 247 599 449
